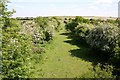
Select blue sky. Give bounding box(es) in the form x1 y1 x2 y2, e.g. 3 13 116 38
8 0 119 17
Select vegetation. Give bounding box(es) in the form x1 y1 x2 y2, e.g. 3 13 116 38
1 0 120 79
80 64 115 78
74 23 94 42
66 16 120 78
86 24 119 52
1 0 31 78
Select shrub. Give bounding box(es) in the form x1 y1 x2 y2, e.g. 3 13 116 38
66 16 84 31
32 27 53 44
32 29 45 44
89 19 98 25
49 17 63 32
110 41 120 68
74 23 94 41
86 24 119 53
34 17 49 29
106 19 116 24
44 29 53 41
83 18 89 23
33 17 54 44
66 20 78 31
2 19 32 78
111 33 120 66
80 64 115 78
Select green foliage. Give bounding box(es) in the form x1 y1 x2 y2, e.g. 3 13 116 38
32 25 53 44
2 19 32 78
75 16 84 23
89 18 98 25
34 16 49 29
86 24 119 52
80 63 115 78
66 20 78 31
106 19 116 24
33 17 54 44
50 17 64 32
110 44 120 68
1 1 32 78
66 16 93 32
66 16 85 31
74 23 94 41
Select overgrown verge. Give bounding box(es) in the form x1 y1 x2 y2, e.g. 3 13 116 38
65 16 120 78
1 0 65 78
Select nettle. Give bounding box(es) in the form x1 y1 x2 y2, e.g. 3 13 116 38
86 24 119 52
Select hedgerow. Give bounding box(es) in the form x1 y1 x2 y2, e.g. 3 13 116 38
86 24 119 53
74 23 94 41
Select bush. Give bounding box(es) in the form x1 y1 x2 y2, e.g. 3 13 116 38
66 20 78 31
106 19 116 25
110 44 120 68
44 29 53 41
74 23 94 41
89 19 98 25
49 17 63 32
110 34 120 69
80 64 115 78
2 19 32 78
86 24 119 53
33 17 54 44
34 16 49 29
66 16 84 31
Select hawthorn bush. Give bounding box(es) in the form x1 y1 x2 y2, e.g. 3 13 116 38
74 23 94 41
1 1 32 78
33 17 54 44
110 30 120 68
86 24 119 53
50 17 62 31
66 16 84 31
34 16 49 29
2 19 32 78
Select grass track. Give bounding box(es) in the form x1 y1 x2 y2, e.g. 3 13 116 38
30 30 93 78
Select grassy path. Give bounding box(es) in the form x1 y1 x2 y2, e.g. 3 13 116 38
31 30 93 78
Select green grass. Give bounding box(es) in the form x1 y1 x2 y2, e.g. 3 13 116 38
30 30 93 78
